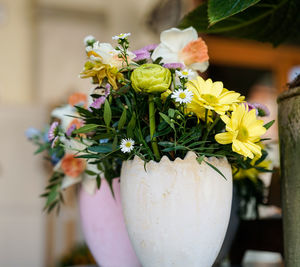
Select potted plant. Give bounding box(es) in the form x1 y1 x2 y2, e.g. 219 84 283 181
28 27 274 267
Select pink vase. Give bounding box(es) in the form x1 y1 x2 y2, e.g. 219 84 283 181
79 178 141 267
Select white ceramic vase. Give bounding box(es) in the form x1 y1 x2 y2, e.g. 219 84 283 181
120 152 232 267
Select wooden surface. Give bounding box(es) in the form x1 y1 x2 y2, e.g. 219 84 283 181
278 87 300 267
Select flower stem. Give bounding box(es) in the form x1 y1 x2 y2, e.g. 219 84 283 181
148 95 160 161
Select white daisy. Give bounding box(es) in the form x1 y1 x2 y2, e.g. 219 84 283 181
84 35 96 46
175 69 193 79
172 89 194 104
112 33 131 40
120 138 135 153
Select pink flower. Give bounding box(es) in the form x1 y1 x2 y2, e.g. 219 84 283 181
163 63 185 70
133 49 151 61
48 121 59 141
90 96 106 109
143 44 158 52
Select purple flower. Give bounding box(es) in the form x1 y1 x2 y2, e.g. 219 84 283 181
253 103 270 117
133 49 151 61
48 122 59 141
51 136 60 148
143 44 158 52
25 127 40 139
90 96 106 109
66 124 77 137
244 102 257 114
163 63 185 70
105 84 111 97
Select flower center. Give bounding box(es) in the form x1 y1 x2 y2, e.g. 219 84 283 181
179 92 186 99
182 71 189 76
237 126 249 142
125 142 132 148
201 94 218 104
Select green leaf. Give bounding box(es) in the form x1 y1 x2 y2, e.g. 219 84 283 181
104 99 112 127
73 124 98 134
264 120 275 130
96 175 101 189
197 155 205 164
118 107 127 131
162 145 187 152
208 0 261 25
158 141 175 147
85 170 97 176
179 0 300 45
159 112 175 131
88 144 113 153
34 143 50 155
127 113 136 138
46 185 59 206
204 160 227 180
112 135 118 150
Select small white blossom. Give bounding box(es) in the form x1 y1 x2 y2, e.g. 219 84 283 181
175 69 193 79
84 35 96 46
120 138 135 153
172 89 194 104
112 33 131 40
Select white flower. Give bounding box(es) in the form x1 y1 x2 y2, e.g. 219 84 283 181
152 27 209 72
86 41 135 69
175 69 194 79
51 104 76 131
120 138 135 153
171 89 194 104
112 33 131 40
83 35 96 46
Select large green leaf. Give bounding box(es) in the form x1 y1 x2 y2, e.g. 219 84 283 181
73 124 98 134
179 0 300 45
208 0 261 25
104 99 112 127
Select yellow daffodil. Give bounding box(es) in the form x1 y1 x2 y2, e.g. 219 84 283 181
186 76 243 116
215 104 266 159
232 159 271 181
80 61 123 90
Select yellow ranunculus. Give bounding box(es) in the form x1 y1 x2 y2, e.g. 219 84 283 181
186 76 243 116
215 104 266 159
131 64 171 94
80 61 123 90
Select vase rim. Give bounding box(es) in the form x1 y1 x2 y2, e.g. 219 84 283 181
123 151 228 167
277 86 300 103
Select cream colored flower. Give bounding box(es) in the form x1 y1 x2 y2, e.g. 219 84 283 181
86 41 135 69
152 27 209 72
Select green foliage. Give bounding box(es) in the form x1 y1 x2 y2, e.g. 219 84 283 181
73 124 98 134
208 0 261 25
40 172 65 214
179 0 300 45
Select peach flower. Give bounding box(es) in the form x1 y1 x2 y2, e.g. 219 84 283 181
68 92 87 107
151 27 209 72
61 154 86 178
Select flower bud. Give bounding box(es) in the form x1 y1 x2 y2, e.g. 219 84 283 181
131 64 171 94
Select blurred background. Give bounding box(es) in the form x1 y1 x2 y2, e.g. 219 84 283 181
1 0 300 266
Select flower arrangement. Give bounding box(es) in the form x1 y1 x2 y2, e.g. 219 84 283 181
28 27 274 213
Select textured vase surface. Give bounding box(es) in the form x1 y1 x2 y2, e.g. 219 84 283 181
79 178 141 267
120 152 233 267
